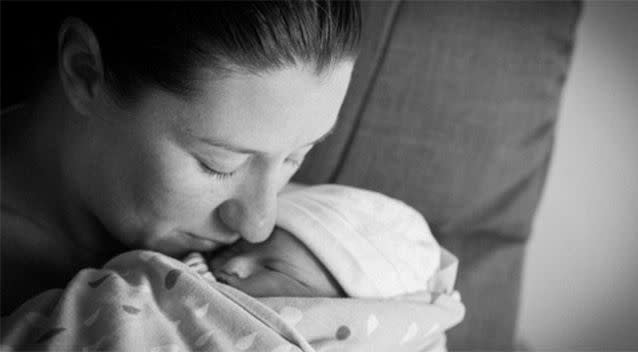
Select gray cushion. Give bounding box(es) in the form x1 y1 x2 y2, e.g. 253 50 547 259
293 1 581 349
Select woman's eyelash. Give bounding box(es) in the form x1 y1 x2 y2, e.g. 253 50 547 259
198 157 300 178
197 160 235 180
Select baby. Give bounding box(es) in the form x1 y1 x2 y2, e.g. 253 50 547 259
0 184 458 352
184 184 441 299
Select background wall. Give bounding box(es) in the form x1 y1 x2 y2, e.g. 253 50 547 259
517 1 638 350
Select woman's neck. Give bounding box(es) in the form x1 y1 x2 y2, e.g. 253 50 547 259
2 80 125 266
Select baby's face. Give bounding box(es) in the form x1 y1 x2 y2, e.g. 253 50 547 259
208 227 343 297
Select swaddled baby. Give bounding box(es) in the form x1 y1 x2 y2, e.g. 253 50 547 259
184 184 442 299
0 185 456 352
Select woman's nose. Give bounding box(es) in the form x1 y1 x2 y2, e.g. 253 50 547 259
218 176 278 243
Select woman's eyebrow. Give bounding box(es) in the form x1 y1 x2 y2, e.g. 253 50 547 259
196 124 336 154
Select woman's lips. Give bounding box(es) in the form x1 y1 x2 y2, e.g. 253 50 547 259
182 232 218 250
177 231 241 252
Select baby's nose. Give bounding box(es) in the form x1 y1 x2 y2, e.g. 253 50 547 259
222 256 255 279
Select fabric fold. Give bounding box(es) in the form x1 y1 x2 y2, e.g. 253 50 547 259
1 250 464 352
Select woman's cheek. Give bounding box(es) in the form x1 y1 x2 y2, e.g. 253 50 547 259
160 169 219 223
135 147 217 224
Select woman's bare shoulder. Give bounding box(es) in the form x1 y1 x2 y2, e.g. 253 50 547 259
1 103 55 249
1 205 60 258
0 205 76 315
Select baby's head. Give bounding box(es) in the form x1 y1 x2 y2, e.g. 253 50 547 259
209 184 441 298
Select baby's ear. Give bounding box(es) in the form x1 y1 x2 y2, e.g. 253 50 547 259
57 17 105 116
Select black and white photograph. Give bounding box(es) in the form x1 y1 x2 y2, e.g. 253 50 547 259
1 1 637 351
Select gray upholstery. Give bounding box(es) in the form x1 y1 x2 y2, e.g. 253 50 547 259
293 1 581 350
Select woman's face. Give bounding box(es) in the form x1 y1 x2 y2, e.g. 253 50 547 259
75 63 353 256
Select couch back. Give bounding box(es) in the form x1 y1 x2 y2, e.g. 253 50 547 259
0 2 581 349
293 1 581 350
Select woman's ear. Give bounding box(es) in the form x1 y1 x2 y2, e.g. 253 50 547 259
57 17 104 116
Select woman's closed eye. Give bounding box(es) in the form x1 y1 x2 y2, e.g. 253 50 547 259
197 159 236 180
192 145 249 180
196 145 308 180
199 156 303 179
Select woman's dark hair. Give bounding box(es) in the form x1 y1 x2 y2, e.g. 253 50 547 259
1 1 361 105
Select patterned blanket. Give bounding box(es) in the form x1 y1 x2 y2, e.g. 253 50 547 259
1 250 464 352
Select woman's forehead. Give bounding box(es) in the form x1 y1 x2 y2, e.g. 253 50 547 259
182 63 353 152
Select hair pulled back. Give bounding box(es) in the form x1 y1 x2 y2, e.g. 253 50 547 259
2 1 361 104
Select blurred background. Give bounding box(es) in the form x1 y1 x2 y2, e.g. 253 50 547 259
517 1 638 350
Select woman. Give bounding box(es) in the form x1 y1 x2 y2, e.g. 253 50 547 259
1 2 360 315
